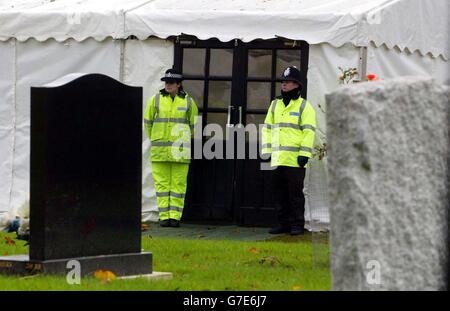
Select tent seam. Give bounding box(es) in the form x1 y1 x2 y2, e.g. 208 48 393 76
7 38 17 211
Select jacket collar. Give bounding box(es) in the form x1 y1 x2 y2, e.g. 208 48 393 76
159 88 187 99
275 94 302 101
277 88 301 100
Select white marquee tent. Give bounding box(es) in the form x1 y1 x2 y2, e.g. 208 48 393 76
0 0 448 227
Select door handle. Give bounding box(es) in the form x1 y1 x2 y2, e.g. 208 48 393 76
237 106 243 127
226 105 234 128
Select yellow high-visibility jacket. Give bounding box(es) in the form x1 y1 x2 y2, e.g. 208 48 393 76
262 97 316 167
144 90 198 163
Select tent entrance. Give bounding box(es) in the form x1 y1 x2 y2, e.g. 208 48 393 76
174 37 309 226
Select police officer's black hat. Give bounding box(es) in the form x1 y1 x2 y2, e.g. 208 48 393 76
161 68 183 82
280 66 302 87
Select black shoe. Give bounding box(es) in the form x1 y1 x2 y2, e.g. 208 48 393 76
170 219 180 228
159 219 170 227
290 226 304 236
268 225 290 234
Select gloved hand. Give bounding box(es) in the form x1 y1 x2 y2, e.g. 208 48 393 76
297 156 309 168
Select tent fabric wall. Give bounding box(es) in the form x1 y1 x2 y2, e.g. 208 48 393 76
303 42 450 229
368 43 450 86
1 38 122 216
305 43 360 228
122 38 174 222
303 42 450 228
0 39 15 214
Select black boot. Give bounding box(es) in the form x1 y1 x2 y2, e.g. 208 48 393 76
268 225 290 234
159 219 170 227
290 225 304 236
170 219 180 228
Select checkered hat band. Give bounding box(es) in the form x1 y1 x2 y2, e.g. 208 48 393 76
164 73 183 79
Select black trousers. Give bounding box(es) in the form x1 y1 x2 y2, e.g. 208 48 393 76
273 166 306 229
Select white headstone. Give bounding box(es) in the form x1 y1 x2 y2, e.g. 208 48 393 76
326 77 449 290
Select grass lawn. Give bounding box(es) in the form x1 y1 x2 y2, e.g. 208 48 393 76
0 230 331 291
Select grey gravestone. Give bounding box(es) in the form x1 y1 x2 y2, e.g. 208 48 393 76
0 73 152 276
326 77 449 290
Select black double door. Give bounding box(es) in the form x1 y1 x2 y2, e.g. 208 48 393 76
175 38 309 226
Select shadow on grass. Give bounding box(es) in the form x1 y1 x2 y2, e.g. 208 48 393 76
268 231 329 244
143 222 330 243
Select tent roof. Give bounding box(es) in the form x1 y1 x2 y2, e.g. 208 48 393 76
0 0 448 59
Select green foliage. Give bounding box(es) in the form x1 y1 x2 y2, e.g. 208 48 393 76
313 143 327 161
338 67 358 84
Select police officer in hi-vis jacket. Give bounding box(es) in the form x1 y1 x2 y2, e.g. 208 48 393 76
144 69 198 228
262 66 316 235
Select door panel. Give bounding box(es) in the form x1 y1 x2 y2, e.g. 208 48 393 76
178 40 237 223
234 158 277 226
210 49 233 76
182 48 206 75
247 49 272 78
246 82 271 110
183 80 204 108
185 151 234 222
208 81 232 109
233 41 308 227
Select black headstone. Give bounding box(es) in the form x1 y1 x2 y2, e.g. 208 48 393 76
0 73 152 276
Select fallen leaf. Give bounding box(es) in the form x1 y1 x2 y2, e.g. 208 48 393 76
94 270 103 279
249 247 258 254
4 237 15 246
94 270 116 283
235 272 241 280
292 285 301 291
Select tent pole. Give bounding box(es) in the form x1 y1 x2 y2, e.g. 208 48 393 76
119 39 125 82
357 46 368 82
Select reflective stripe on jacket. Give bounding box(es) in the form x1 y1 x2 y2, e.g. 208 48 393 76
144 91 198 163
262 97 316 167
